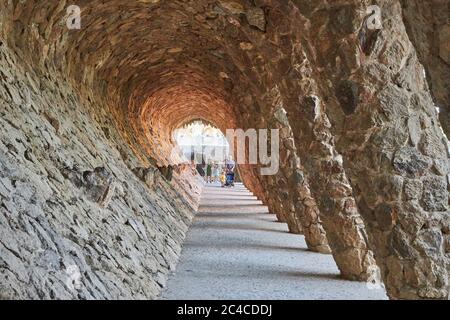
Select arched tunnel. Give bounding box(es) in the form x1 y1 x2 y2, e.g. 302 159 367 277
0 0 448 300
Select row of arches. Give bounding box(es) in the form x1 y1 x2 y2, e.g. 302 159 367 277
0 0 448 299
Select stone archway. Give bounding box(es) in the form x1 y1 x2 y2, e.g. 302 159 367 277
0 0 448 300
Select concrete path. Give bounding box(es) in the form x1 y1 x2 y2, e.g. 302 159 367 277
160 183 387 300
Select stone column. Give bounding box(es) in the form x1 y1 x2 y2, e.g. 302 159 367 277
307 0 449 299
294 167 331 254
285 94 377 280
400 0 450 138
255 1 376 278
271 93 331 252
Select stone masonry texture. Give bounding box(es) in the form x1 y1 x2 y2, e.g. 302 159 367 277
0 0 448 300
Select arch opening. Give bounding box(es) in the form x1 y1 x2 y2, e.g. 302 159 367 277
173 120 230 165
0 0 448 300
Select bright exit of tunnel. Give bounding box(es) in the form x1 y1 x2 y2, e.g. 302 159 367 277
134 76 239 168
0 0 448 301
173 120 230 165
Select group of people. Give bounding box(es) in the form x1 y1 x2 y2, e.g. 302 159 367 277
197 158 236 187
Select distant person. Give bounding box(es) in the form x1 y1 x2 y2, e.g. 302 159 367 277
225 157 236 187
196 163 205 178
220 169 227 187
212 163 220 183
206 162 212 183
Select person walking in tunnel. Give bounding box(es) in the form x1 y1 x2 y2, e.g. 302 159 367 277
206 161 212 183
196 162 205 179
220 169 227 187
225 157 236 187
212 162 220 183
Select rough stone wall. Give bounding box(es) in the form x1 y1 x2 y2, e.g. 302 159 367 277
303 0 449 299
285 92 377 281
0 43 201 299
242 0 377 281
400 0 450 137
0 0 448 300
264 95 330 253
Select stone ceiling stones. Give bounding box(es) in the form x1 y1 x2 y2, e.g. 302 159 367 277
0 0 448 300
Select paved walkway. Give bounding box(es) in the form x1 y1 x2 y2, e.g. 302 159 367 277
161 183 387 300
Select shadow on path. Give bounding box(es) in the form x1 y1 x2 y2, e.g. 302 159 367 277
161 183 388 300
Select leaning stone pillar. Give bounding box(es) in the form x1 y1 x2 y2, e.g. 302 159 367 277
306 0 449 299
286 94 377 281
272 94 331 252
248 0 377 278
264 35 377 279
400 0 450 138
294 168 331 254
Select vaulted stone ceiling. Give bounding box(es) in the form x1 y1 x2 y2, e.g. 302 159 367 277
0 0 448 300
